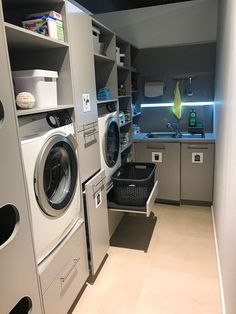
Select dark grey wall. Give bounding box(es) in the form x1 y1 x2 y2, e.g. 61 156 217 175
137 105 214 133
134 43 216 133
137 42 216 103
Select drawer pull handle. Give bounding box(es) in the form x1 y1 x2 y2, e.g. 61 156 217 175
187 145 208 149
60 258 80 283
147 145 165 150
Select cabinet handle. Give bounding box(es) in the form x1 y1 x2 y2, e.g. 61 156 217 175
60 258 80 283
187 145 208 149
147 145 165 150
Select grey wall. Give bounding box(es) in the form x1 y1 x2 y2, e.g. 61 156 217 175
138 105 213 133
138 42 216 103
135 43 216 133
213 0 236 313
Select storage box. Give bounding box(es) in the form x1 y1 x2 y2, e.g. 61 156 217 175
12 70 58 109
112 162 156 206
92 26 105 54
25 11 64 41
22 16 59 40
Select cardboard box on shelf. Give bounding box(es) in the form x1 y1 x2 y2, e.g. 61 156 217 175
23 11 64 41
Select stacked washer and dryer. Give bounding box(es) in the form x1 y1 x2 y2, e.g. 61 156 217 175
19 111 89 314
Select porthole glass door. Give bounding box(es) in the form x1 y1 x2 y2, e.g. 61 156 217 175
35 134 78 217
104 118 120 168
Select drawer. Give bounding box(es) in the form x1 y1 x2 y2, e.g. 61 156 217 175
38 220 89 314
108 180 159 217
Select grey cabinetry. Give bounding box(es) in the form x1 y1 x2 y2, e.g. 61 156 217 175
134 142 180 202
181 143 214 203
67 2 100 183
0 3 42 313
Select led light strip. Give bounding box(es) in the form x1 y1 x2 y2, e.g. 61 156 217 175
141 101 214 108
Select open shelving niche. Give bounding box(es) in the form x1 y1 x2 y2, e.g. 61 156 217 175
3 0 75 120
92 18 118 114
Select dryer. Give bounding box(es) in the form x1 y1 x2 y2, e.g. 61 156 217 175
21 123 81 265
98 112 121 188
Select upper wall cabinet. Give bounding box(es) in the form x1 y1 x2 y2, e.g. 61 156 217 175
2 0 74 116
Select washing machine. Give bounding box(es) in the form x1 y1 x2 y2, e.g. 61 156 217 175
21 123 81 265
98 112 121 187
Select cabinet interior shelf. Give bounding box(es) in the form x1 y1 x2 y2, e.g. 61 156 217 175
117 65 130 71
132 112 141 118
97 98 117 104
118 95 131 99
120 120 131 128
5 22 69 50
17 104 74 116
94 53 115 63
121 142 132 153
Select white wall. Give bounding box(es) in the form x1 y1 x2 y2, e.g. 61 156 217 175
214 0 236 313
95 0 217 48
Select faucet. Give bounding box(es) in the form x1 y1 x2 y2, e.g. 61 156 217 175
166 121 182 138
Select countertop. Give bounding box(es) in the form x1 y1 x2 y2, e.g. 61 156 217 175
133 132 215 143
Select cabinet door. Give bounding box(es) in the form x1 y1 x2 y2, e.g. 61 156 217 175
181 143 214 202
85 170 109 275
134 142 180 202
0 5 42 313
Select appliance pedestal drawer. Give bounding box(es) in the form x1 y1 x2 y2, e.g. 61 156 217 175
38 220 89 314
108 180 158 217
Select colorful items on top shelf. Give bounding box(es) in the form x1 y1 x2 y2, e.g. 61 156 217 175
22 11 64 41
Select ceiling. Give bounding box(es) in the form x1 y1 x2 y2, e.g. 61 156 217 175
75 0 194 14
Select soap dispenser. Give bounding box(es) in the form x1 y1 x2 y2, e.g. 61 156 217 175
189 108 196 127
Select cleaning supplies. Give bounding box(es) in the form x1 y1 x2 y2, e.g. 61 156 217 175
173 81 182 119
189 108 197 127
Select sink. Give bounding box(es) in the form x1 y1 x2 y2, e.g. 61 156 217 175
146 132 205 139
146 132 177 139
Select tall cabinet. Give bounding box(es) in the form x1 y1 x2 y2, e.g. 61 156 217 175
0 2 43 313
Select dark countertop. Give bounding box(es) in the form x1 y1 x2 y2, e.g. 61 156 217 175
133 132 215 143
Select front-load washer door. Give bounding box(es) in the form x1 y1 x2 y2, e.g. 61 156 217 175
35 134 78 217
104 117 120 168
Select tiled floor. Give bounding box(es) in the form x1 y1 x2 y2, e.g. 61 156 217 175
72 204 222 314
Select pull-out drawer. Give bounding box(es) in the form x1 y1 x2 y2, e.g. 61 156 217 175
107 180 159 217
38 220 89 314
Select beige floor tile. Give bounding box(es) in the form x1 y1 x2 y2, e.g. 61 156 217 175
72 204 222 314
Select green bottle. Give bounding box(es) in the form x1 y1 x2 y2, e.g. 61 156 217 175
189 108 196 127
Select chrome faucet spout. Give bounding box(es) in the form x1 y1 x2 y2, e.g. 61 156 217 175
166 121 182 137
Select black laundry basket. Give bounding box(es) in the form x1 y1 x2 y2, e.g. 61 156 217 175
112 162 156 206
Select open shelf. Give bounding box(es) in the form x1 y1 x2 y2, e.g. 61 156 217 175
97 98 117 104
132 112 141 118
121 142 132 153
17 104 74 116
117 64 130 71
94 53 115 63
5 22 69 50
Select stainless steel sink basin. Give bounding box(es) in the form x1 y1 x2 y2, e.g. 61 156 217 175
146 132 205 139
146 132 177 138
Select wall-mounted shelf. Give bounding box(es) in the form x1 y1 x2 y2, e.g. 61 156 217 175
17 104 74 117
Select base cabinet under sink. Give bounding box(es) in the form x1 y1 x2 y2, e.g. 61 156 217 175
181 143 214 203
